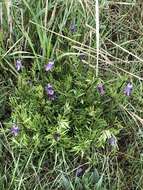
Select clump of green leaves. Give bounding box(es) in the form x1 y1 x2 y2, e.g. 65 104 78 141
8 60 126 158
1 0 143 189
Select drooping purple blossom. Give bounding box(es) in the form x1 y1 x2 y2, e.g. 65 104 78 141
108 136 116 147
46 84 54 95
76 167 84 177
97 83 105 95
45 61 54 72
124 82 133 96
11 124 19 136
16 59 23 71
79 53 86 61
45 84 55 100
70 20 77 33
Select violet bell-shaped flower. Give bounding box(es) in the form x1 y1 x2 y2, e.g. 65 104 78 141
45 60 54 72
11 124 19 136
124 82 133 96
108 136 116 147
97 83 105 95
70 20 77 33
16 59 23 71
45 84 55 100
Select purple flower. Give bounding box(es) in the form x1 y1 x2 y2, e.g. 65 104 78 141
79 53 86 61
11 124 19 136
108 137 116 147
16 59 23 71
76 167 84 177
46 84 54 95
45 84 55 100
45 61 54 71
124 82 133 96
97 83 105 95
70 20 77 33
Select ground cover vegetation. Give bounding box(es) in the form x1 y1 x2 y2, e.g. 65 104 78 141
0 0 143 189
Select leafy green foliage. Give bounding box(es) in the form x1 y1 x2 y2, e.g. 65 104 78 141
0 0 143 189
